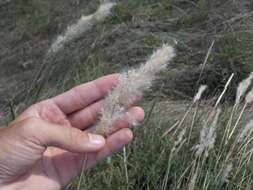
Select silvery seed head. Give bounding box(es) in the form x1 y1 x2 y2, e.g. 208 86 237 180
221 163 233 183
94 45 176 136
48 1 116 54
238 119 253 143
236 72 253 105
195 108 221 157
245 87 253 104
193 85 208 103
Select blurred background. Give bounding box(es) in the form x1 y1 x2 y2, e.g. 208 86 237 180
1 0 253 123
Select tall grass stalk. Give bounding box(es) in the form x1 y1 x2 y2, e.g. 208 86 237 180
215 73 235 108
227 103 247 140
225 72 253 141
196 41 215 87
188 85 207 143
215 73 253 174
164 84 207 138
188 159 199 190
77 155 88 190
163 129 186 190
123 147 129 190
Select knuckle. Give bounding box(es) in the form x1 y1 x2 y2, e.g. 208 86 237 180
86 108 97 124
67 128 86 145
72 86 86 107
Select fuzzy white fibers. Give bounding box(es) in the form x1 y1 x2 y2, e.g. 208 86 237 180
94 45 176 135
48 2 116 54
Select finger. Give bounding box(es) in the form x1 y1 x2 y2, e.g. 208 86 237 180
68 101 103 129
21 117 105 153
88 106 145 135
112 106 145 131
70 104 144 131
78 128 134 170
48 128 134 187
68 100 144 130
52 74 119 114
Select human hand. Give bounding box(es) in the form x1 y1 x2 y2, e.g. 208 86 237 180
0 74 144 190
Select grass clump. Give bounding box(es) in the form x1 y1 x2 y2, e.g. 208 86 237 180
70 74 253 190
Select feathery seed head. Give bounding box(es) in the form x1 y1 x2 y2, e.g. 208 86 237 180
142 45 175 74
48 1 116 54
171 128 186 153
93 2 116 21
221 163 233 183
126 112 139 127
174 129 186 147
149 45 175 65
245 87 253 104
195 108 221 157
193 85 208 103
94 45 175 136
236 72 253 105
238 119 253 143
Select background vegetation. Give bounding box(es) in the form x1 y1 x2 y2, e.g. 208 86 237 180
1 0 253 189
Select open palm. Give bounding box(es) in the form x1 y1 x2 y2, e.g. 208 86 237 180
0 74 144 190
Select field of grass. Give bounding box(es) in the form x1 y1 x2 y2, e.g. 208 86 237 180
1 0 253 189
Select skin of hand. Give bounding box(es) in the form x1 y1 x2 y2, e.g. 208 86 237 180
0 74 145 190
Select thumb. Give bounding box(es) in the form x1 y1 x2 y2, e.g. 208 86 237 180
22 117 105 153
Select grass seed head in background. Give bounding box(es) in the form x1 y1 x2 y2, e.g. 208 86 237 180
195 108 221 158
221 163 233 184
236 72 253 105
245 87 253 104
92 1 116 21
48 1 116 54
93 45 175 136
238 120 253 143
193 85 208 103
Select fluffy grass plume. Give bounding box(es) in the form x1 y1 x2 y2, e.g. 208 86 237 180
236 72 253 105
221 163 233 184
245 87 253 104
238 119 253 143
94 45 175 136
193 85 208 103
195 108 221 157
48 1 116 54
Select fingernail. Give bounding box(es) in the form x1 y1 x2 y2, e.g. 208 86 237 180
88 134 105 145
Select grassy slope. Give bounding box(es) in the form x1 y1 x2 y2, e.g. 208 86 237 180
38 0 253 100
1 0 253 189
1 0 253 110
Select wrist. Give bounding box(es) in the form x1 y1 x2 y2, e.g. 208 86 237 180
0 183 61 190
0 183 24 190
